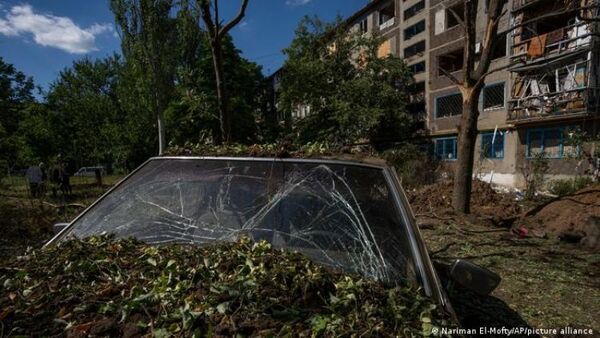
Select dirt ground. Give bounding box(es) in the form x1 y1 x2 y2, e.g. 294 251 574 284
1 176 599 335
411 180 600 334
518 186 600 251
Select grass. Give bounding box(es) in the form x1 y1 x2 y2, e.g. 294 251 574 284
419 215 600 332
0 175 122 264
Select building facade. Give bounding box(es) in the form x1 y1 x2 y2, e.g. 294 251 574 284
274 0 600 188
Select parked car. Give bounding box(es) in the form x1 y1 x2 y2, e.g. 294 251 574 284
48 156 500 323
74 166 105 176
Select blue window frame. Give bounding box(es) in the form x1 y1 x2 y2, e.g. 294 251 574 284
481 132 504 159
526 127 577 158
435 137 457 160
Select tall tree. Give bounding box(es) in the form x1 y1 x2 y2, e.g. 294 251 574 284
197 0 249 144
111 0 178 154
279 16 414 145
0 57 34 172
440 0 506 214
44 56 126 170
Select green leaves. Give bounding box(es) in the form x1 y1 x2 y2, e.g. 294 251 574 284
0 236 451 336
279 16 415 145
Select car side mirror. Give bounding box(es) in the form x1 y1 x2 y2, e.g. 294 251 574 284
53 223 70 234
449 259 501 296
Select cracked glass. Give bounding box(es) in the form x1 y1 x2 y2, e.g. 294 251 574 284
62 158 417 284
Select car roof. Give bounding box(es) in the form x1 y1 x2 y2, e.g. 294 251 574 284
155 155 389 169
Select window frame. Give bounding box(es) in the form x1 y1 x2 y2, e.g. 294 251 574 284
434 137 458 161
408 61 426 74
480 132 505 159
434 92 462 118
404 40 425 58
481 82 506 111
404 0 425 20
526 127 579 159
404 20 425 40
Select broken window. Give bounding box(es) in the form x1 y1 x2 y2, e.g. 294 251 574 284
404 40 425 58
446 2 465 30
408 81 425 103
438 48 463 74
408 61 426 74
404 0 425 20
404 20 425 40
61 158 418 284
481 132 505 159
491 32 507 59
435 92 462 118
379 2 395 28
526 127 571 158
483 82 505 111
435 137 457 160
359 18 368 34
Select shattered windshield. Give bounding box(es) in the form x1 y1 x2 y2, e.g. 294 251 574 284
62 158 417 284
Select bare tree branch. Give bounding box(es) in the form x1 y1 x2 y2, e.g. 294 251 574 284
438 66 463 86
446 5 465 28
219 0 249 36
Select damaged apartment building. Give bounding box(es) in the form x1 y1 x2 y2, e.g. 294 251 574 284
270 0 600 188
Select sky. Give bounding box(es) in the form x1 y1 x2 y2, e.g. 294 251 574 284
0 0 368 94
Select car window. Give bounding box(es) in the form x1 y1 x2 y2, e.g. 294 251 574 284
62 159 417 284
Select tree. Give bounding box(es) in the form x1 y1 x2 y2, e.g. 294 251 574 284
197 0 249 144
44 56 127 170
441 0 506 214
0 57 34 172
167 33 264 145
279 16 414 145
111 0 179 155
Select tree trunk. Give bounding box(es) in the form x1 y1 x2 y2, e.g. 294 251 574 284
452 90 480 213
157 111 166 155
210 40 230 144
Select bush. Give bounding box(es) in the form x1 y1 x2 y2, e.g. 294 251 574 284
381 143 439 188
548 176 595 196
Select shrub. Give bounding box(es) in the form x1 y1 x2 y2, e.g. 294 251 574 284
381 143 439 188
548 176 595 196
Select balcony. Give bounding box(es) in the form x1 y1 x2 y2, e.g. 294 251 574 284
508 88 592 122
508 40 594 123
511 21 592 64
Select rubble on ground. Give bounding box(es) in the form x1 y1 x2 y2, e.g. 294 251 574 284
0 236 450 337
518 185 600 251
407 180 522 220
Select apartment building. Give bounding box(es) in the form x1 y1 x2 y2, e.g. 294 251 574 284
272 0 600 187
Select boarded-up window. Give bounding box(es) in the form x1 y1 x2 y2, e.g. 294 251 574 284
483 83 505 110
378 39 392 58
436 93 462 118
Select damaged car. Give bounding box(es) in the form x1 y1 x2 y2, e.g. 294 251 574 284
47 156 501 324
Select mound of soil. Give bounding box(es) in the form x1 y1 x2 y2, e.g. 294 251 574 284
0 236 450 337
407 180 522 220
519 185 600 251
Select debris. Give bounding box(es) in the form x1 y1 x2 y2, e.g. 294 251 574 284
519 185 600 251
0 236 451 336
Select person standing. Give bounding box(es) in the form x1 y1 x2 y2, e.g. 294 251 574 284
25 163 43 197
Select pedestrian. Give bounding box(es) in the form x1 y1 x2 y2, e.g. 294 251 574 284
25 163 43 198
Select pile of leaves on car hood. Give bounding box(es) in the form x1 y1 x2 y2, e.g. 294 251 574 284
1 236 450 337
